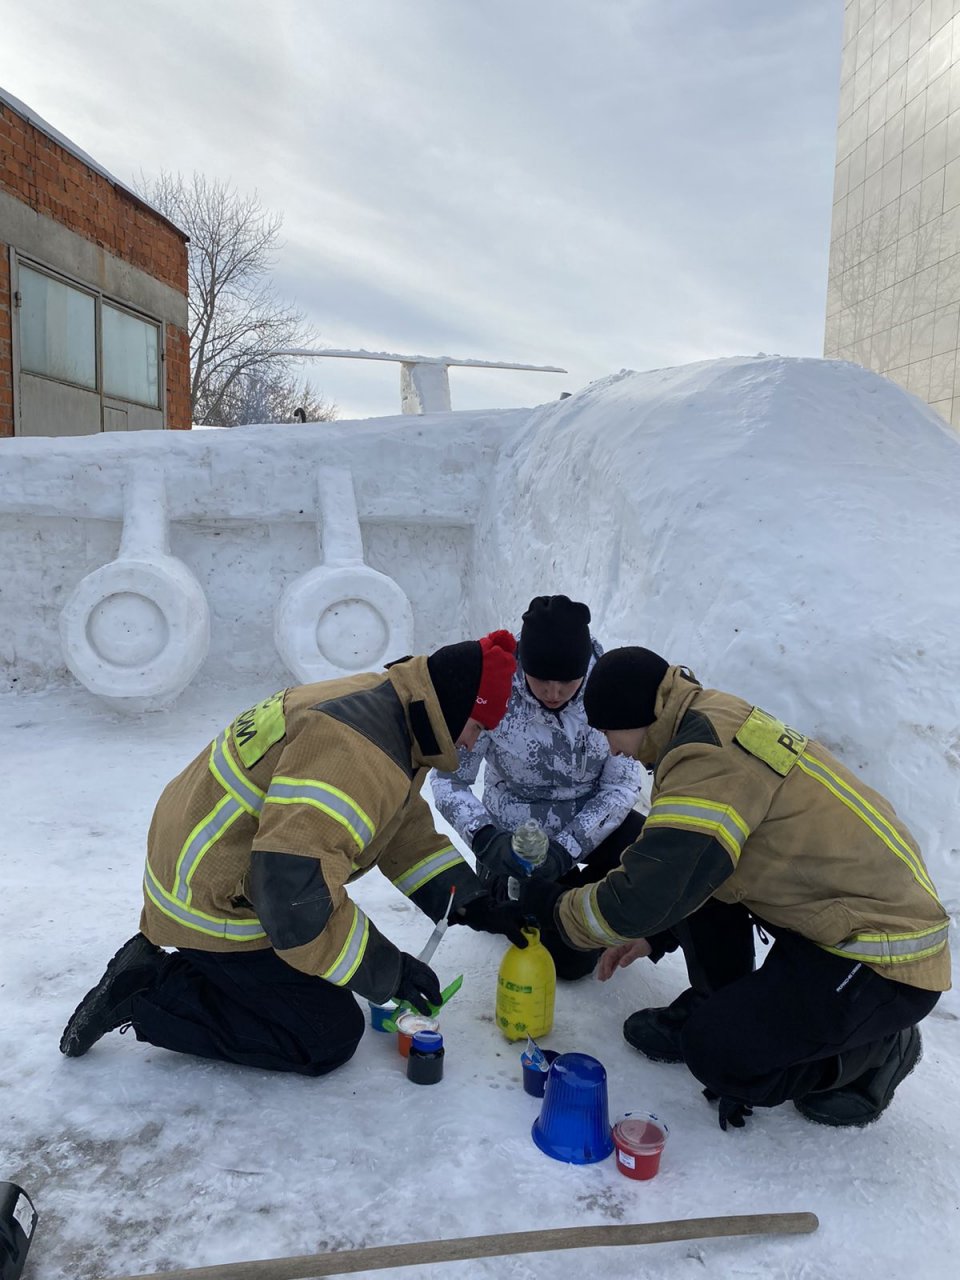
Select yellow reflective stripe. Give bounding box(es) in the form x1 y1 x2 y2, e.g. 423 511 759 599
264 777 375 853
392 846 462 896
322 905 370 985
796 755 939 901
173 792 243 904
646 795 749 863
821 921 950 965
209 732 266 817
143 861 266 941
569 883 633 947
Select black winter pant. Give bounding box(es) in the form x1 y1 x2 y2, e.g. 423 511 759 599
129 947 366 1076
537 810 648 980
669 899 939 1107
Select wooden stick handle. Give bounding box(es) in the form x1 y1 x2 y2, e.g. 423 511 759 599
107 1211 819 1280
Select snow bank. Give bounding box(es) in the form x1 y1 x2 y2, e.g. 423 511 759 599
2 353 958 894
475 355 960 908
4 354 960 1280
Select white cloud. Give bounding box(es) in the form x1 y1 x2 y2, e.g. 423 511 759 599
0 0 843 417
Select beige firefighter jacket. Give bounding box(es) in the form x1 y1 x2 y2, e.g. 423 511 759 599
140 657 484 1003
559 666 951 991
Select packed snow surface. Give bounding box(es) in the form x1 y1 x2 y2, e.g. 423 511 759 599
3 356 959 1279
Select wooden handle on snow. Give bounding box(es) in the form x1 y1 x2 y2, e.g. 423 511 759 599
106 1211 819 1280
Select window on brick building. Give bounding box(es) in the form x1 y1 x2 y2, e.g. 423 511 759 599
103 303 160 407
19 265 97 389
16 258 163 414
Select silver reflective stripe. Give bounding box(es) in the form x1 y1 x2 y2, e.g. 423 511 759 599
647 797 748 861
174 793 244 903
210 732 266 816
265 778 375 852
323 906 370 984
797 755 938 899
576 884 630 946
144 862 266 941
828 923 950 962
393 846 461 897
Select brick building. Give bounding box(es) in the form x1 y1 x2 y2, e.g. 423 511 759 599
0 87 190 436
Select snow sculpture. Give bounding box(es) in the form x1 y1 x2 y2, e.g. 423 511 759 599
277 347 566 413
274 466 414 682
400 360 452 414
58 470 210 709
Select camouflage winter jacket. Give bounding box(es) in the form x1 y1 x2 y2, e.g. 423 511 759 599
431 639 645 867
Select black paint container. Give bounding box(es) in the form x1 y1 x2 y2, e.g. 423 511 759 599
406 1029 444 1084
0 1183 37 1280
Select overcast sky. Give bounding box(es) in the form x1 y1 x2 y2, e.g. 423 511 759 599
2 0 844 420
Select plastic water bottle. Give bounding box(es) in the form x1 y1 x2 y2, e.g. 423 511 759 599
507 818 549 900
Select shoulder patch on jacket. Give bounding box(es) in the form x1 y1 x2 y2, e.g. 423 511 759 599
734 706 808 776
316 683 415 779
231 690 287 768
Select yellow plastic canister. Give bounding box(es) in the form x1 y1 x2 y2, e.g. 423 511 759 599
496 926 556 1041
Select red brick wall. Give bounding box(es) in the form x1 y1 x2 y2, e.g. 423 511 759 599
164 324 192 430
0 99 190 435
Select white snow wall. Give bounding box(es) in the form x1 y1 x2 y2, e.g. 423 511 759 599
2 355 958 908
0 408 527 701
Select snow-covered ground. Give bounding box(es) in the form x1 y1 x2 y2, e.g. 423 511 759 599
3 355 960 1278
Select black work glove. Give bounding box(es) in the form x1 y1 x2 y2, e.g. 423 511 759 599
393 952 442 1015
527 838 575 881
516 877 565 928
452 893 528 948
703 1088 754 1131
472 826 520 878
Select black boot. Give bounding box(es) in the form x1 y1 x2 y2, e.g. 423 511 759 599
623 988 703 1063
60 934 166 1058
794 1026 923 1127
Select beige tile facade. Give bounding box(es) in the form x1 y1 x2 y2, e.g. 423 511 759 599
826 0 960 427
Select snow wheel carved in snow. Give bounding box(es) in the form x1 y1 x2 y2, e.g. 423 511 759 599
274 563 414 683
59 554 210 705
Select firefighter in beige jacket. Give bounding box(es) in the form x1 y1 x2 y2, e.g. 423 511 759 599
61 633 525 1075
521 648 950 1130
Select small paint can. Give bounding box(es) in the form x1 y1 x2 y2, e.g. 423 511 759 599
612 1113 668 1180
396 1012 439 1058
0 1182 38 1280
406 1029 445 1085
368 999 399 1033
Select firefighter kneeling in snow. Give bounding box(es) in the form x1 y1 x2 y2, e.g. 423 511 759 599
520 648 951 1130
60 632 526 1075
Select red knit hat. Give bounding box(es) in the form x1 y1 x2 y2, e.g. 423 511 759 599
471 630 518 728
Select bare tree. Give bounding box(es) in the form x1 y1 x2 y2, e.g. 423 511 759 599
138 171 336 425
212 369 337 426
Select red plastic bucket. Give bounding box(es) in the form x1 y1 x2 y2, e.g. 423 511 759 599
612 1113 668 1180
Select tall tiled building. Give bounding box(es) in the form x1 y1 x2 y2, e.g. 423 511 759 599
825 0 960 428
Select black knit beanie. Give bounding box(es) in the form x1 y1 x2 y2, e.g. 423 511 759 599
426 640 483 739
519 595 592 681
583 646 670 729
